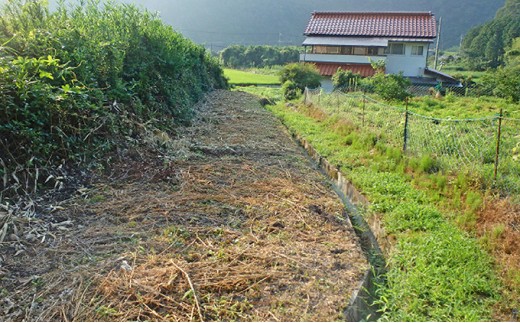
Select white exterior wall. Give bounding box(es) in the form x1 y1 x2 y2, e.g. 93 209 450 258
300 41 431 77
386 42 430 77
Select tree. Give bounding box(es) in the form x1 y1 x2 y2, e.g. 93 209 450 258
480 37 520 102
219 45 300 68
371 72 411 101
279 63 321 92
461 0 520 69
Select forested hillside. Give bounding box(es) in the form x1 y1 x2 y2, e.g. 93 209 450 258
461 0 520 69
128 0 504 50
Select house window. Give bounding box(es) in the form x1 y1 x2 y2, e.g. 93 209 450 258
341 46 353 55
411 45 424 56
312 46 326 54
385 43 405 55
353 47 367 55
367 47 385 56
312 46 342 54
326 46 341 54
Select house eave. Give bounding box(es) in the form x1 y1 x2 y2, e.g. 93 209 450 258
302 36 389 47
303 35 435 44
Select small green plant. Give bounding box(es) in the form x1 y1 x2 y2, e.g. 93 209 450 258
282 80 302 100
96 305 119 318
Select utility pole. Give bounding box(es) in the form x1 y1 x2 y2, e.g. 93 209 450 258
434 17 442 70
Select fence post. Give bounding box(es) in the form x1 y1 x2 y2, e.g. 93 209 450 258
403 98 409 153
362 92 366 128
304 87 308 104
494 109 503 182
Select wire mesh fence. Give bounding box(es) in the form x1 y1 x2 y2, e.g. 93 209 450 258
407 84 497 98
303 88 520 197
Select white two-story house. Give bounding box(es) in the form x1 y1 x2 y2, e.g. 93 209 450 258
301 11 451 83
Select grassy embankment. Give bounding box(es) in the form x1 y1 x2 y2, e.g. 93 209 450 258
241 85 519 321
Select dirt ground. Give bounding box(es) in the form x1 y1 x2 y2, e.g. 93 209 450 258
0 90 368 321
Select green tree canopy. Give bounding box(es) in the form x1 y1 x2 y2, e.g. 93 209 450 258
461 0 520 69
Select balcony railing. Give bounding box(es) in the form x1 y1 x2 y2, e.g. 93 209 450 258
300 53 387 64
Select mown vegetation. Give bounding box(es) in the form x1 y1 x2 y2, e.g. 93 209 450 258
0 0 227 196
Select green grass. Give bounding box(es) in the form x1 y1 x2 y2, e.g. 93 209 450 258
234 86 283 102
224 69 280 86
406 94 520 119
264 100 500 321
441 67 487 83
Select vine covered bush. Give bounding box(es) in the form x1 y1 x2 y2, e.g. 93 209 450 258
0 0 227 193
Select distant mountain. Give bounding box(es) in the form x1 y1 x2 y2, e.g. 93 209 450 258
121 0 504 50
0 0 505 49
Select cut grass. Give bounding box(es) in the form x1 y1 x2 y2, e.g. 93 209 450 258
224 68 280 86
265 100 500 321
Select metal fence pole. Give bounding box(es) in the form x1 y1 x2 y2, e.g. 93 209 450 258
403 98 409 153
362 93 366 128
494 109 503 182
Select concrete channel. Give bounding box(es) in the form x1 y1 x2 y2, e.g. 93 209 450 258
286 130 387 322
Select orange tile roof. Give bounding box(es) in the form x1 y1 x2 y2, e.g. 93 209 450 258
305 12 437 39
314 63 376 77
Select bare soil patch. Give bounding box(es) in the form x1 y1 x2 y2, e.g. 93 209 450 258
0 90 368 321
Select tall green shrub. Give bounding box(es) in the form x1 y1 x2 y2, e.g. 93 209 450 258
0 0 227 193
372 72 411 101
279 63 321 92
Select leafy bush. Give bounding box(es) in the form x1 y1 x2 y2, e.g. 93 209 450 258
331 68 360 91
0 0 227 193
279 63 321 92
372 72 411 101
281 80 301 101
480 66 520 102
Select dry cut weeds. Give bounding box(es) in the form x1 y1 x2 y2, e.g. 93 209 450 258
0 90 367 321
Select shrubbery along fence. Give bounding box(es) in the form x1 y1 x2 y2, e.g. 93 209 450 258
304 88 520 196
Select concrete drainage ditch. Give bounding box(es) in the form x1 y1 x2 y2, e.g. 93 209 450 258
288 131 387 322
